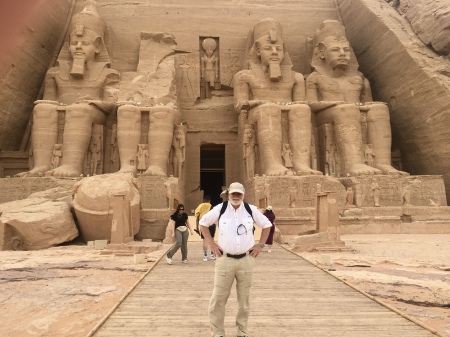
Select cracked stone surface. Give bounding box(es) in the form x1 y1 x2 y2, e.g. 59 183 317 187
0 235 449 336
295 234 450 337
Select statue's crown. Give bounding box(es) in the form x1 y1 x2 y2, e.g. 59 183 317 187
70 0 105 38
253 18 283 43
202 38 217 51
314 20 348 45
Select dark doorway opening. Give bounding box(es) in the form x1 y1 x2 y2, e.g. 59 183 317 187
200 144 225 206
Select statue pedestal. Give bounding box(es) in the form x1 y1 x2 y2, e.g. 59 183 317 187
246 175 347 209
137 175 180 241
244 175 346 235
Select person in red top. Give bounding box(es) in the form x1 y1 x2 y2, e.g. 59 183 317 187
263 206 276 253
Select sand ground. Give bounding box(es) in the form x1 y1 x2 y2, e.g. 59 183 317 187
0 234 449 337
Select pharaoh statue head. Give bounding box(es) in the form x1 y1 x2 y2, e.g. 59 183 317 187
311 20 359 76
58 0 111 77
245 18 293 79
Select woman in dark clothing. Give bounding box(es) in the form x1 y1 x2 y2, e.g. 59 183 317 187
166 204 194 264
263 205 276 253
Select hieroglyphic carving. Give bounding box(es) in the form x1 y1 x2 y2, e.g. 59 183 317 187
220 49 244 87
0 177 60 203
138 176 167 209
339 175 446 207
175 52 200 105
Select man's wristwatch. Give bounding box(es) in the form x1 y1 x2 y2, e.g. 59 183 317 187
259 242 265 248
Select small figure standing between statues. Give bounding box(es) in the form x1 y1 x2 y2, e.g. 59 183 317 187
201 37 221 99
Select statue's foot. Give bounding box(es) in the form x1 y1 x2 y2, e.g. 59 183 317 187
348 164 382 176
49 165 82 177
118 165 137 175
265 165 289 176
375 164 409 176
295 164 323 176
15 165 51 177
143 165 167 176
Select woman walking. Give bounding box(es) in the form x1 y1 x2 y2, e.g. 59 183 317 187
166 204 194 264
263 205 276 252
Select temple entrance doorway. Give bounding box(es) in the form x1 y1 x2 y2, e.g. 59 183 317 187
200 144 225 206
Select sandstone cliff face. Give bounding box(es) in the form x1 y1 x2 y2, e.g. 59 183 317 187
338 0 450 200
0 0 73 151
400 0 450 56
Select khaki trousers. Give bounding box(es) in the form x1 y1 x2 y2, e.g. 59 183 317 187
209 254 255 337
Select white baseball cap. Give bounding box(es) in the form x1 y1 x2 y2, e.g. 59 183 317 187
228 182 245 194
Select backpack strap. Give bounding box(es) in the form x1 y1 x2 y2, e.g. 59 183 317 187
243 202 253 221
218 201 228 224
217 201 254 225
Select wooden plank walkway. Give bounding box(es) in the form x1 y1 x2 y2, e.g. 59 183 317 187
92 242 435 337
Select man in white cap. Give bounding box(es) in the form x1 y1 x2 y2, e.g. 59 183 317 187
200 182 272 337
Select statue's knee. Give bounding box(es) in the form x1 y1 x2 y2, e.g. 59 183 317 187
150 107 174 121
118 105 140 119
253 105 281 120
289 105 311 119
33 104 57 119
335 105 360 123
367 104 390 121
65 104 91 119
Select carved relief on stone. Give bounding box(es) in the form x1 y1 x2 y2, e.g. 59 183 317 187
220 50 244 88
243 124 257 180
289 184 298 208
136 144 149 174
306 20 408 177
51 144 62 169
402 182 411 206
200 37 221 99
344 187 355 208
110 124 120 172
175 52 200 106
233 18 321 177
17 0 119 178
364 144 375 167
282 143 293 169
170 124 185 178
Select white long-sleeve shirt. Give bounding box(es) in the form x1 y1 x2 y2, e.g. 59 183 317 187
199 201 272 255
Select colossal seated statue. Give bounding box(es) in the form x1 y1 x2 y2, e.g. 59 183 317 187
18 0 119 178
306 20 408 177
234 18 321 176
115 31 181 177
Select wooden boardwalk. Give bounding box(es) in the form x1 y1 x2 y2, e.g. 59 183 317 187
91 242 436 337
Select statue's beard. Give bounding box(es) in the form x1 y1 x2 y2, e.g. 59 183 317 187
70 55 86 78
268 63 282 81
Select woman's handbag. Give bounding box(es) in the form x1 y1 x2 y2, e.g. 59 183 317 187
177 226 187 232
